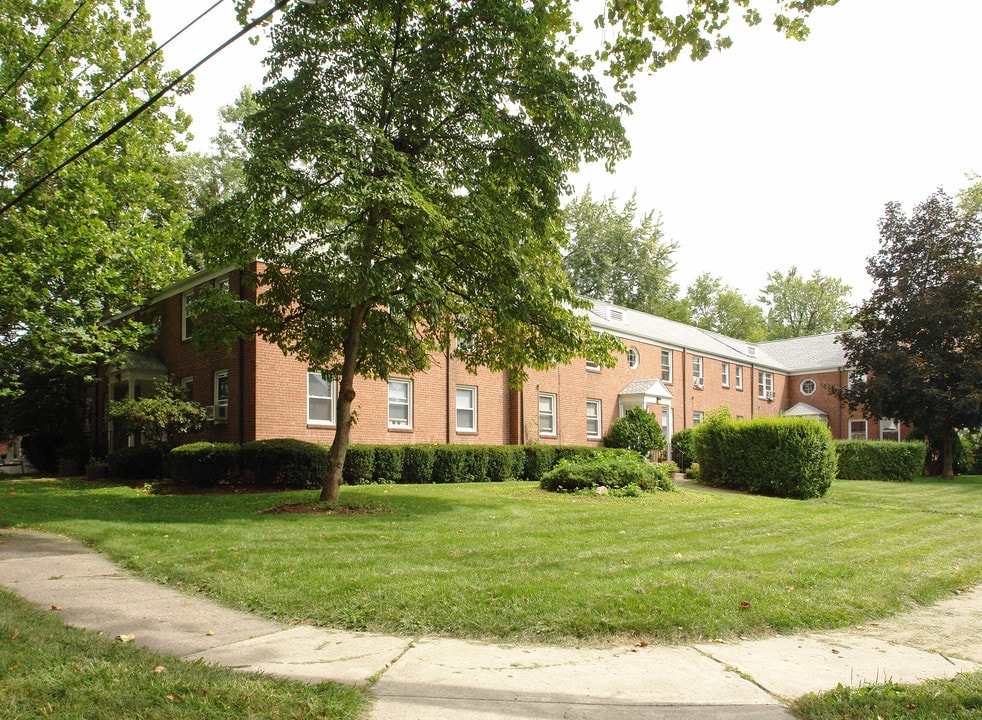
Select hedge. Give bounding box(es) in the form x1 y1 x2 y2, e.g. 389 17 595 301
835 440 926 481
540 451 675 495
240 438 329 489
373 445 404 484
670 429 696 472
693 417 836 499
167 442 239 488
107 445 163 480
342 444 375 486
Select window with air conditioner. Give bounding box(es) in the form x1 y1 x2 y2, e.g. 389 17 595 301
758 371 774 399
214 370 229 422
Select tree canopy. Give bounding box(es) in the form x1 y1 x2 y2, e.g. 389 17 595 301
0 0 191 397
562 188 685 320
684 272 767 342
759 266 852 339
835 190 982 477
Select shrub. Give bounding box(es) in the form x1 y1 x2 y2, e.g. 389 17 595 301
694 417 836 499
684 462 701 480
107 446 163 480
373 445 404 484
342 445 375 485
401 445 435 484
167 442 240 488
56 443 90 476
522 445 557 482
487 446 524 482
671 429 696 471
240 439 329 489
432 446 469 483
540 452 675 495
604 406 666 457
835 440 926 482
463 445 491 483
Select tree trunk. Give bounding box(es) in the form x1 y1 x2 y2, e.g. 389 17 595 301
320 304 368 502
941 428 955 479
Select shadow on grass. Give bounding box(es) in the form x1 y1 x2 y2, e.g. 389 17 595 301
0 477 462 528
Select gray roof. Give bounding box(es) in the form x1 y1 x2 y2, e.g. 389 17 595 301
620 378 674 399
584 300 849 373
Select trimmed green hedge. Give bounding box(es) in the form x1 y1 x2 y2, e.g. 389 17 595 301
240 439 329 489
167 442 239 488
835 440 926 481
107 446 163 480
693 417 836 499
540 451 675 495
342 444 375 486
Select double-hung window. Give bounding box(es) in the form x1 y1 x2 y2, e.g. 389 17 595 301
586 399 601 438
758 371 774 399
307 372 335 425
214 370 229 422
660 350 672 382
538 393 557 436
692 356 704 386
388 379 412 428
182 291 194 340
721 362 730 387
456 386 477 432
735 366 743 390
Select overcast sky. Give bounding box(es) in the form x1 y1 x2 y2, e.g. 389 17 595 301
146 0 982 307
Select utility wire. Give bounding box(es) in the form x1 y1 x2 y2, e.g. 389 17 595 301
1 0 225 176
0 0 291 218
0 0 90 102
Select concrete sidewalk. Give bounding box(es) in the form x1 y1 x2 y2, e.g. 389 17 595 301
2 529 979 719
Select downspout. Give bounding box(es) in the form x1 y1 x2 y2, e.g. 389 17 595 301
519 387 525 445
446 343 452 444
750 363 756 419
681 347 688 428
238 273 245 446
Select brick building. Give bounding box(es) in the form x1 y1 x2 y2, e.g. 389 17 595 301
84 266 904 455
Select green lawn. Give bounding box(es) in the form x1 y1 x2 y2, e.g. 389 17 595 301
2 476 981 645
0 588 367 720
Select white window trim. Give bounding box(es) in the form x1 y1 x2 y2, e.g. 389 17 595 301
455 385 478 432
880 418 900 441
693 411 704 426
800 378 817 396
661 350 672 383
586 398 602 439
307 371 336 426
388 378 413 429
214 369 229 423
585 358 600 372
849 418 868 440
182 291 194 340
758 370 774 399
692 355 704 381
735 365 743 390
627 347 639 370
538 392 557 437
721 362 730 388
181 376 194 402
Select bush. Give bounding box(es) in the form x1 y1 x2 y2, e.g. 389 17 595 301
671 429 696 472
342 445 375 485
107 446 163 480
487 446 524 482
540 452 675 495
56 443 90 476
694 417 836 499
522 445 557 482
463 445 491 483
604 407 666 457
432 446 469 483
240 439 329 489
373 445 404 484
684 462 701 480
401 445 435 484
835 440 927 482
167 442 240 488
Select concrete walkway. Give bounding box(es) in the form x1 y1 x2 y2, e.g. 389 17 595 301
2 529 980 720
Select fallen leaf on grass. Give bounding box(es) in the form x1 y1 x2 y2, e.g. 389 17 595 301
11 630 19 640
116 634 135 643
50 605 61 611
154 666 166 674
739 601 752 610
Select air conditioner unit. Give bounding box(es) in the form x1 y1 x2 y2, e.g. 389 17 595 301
693 377 704 389
766 391 776 401
214 403 229 422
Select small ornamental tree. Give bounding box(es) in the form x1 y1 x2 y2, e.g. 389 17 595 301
108 379 209 452
604 406 666 458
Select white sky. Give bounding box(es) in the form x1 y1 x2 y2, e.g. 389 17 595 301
146 0 982 307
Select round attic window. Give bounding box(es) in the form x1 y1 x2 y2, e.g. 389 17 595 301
627 347 639 369
800 378 817 396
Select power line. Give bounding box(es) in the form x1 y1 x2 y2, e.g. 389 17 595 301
0 0 90 102
1 0 225 176
0 0 291 218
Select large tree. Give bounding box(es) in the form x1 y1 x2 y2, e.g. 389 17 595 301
835 190 982 477
0 0 190 397
684 273 766 341
562 188 685 319
759 266 852 339
206 0 839 502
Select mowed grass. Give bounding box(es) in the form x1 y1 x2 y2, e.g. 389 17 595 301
2 477 981 645
0 589 367 720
